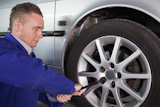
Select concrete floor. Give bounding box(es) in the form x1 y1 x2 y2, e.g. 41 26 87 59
37 100 77 107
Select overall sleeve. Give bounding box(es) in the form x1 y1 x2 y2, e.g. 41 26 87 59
0 42 75 97
38 92 63 107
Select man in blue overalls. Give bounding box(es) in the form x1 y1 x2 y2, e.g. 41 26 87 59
0 2 83 107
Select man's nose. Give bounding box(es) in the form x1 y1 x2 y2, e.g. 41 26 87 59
38 31 43 38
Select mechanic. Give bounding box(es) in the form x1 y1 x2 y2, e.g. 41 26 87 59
0 2 83 107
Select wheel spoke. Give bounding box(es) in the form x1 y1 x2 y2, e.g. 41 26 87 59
83 84 101 96
78 71 98 78
110 37 121 63
95 39 108 63
100 87 109 107
82 53 99 68
119 49 141 69
122 72 150 79
111 88 125 107
120 81 144 102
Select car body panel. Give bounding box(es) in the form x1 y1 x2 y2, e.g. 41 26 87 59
34 2 56 66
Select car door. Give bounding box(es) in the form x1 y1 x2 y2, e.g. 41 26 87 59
34 1 56 66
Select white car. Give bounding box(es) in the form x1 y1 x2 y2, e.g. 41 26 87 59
0 0 160 107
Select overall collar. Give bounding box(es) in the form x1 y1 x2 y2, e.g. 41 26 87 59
4 33 32 54
12 34 33 55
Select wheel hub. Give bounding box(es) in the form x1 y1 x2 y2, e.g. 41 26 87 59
106 70 115 80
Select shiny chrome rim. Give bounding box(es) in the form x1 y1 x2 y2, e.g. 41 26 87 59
77 36 151 107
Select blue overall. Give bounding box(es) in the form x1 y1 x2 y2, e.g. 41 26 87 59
0 33 75 107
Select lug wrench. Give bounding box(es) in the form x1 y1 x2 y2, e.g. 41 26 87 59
81 77 106 90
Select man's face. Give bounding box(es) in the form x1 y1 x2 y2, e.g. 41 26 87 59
18 12 44 48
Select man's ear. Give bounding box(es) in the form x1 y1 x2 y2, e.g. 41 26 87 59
13 20 22 32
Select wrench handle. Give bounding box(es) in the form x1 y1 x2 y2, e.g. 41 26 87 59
81 81 98 90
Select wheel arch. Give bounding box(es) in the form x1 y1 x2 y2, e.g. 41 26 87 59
63 5 160 72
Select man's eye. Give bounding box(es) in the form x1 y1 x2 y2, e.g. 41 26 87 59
35 29 38 31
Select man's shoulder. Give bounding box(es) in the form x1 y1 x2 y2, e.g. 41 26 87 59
0 37 27 56
0 37 19 53
0 37 14 46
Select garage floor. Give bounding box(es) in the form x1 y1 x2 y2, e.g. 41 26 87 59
37 100 77 107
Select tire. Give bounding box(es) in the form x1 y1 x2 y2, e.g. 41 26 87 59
66 19 160 107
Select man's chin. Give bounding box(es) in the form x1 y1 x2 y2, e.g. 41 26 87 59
31 44 37 48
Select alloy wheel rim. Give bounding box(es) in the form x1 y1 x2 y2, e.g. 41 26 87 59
77 36 151 107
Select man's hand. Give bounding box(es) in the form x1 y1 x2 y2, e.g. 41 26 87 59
56 83 83 103
72 83 83 96
56 94 72 103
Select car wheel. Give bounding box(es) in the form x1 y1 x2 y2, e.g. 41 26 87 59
66 19 160 107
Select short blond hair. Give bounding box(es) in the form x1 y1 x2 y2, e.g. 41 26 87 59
9 2 43 32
